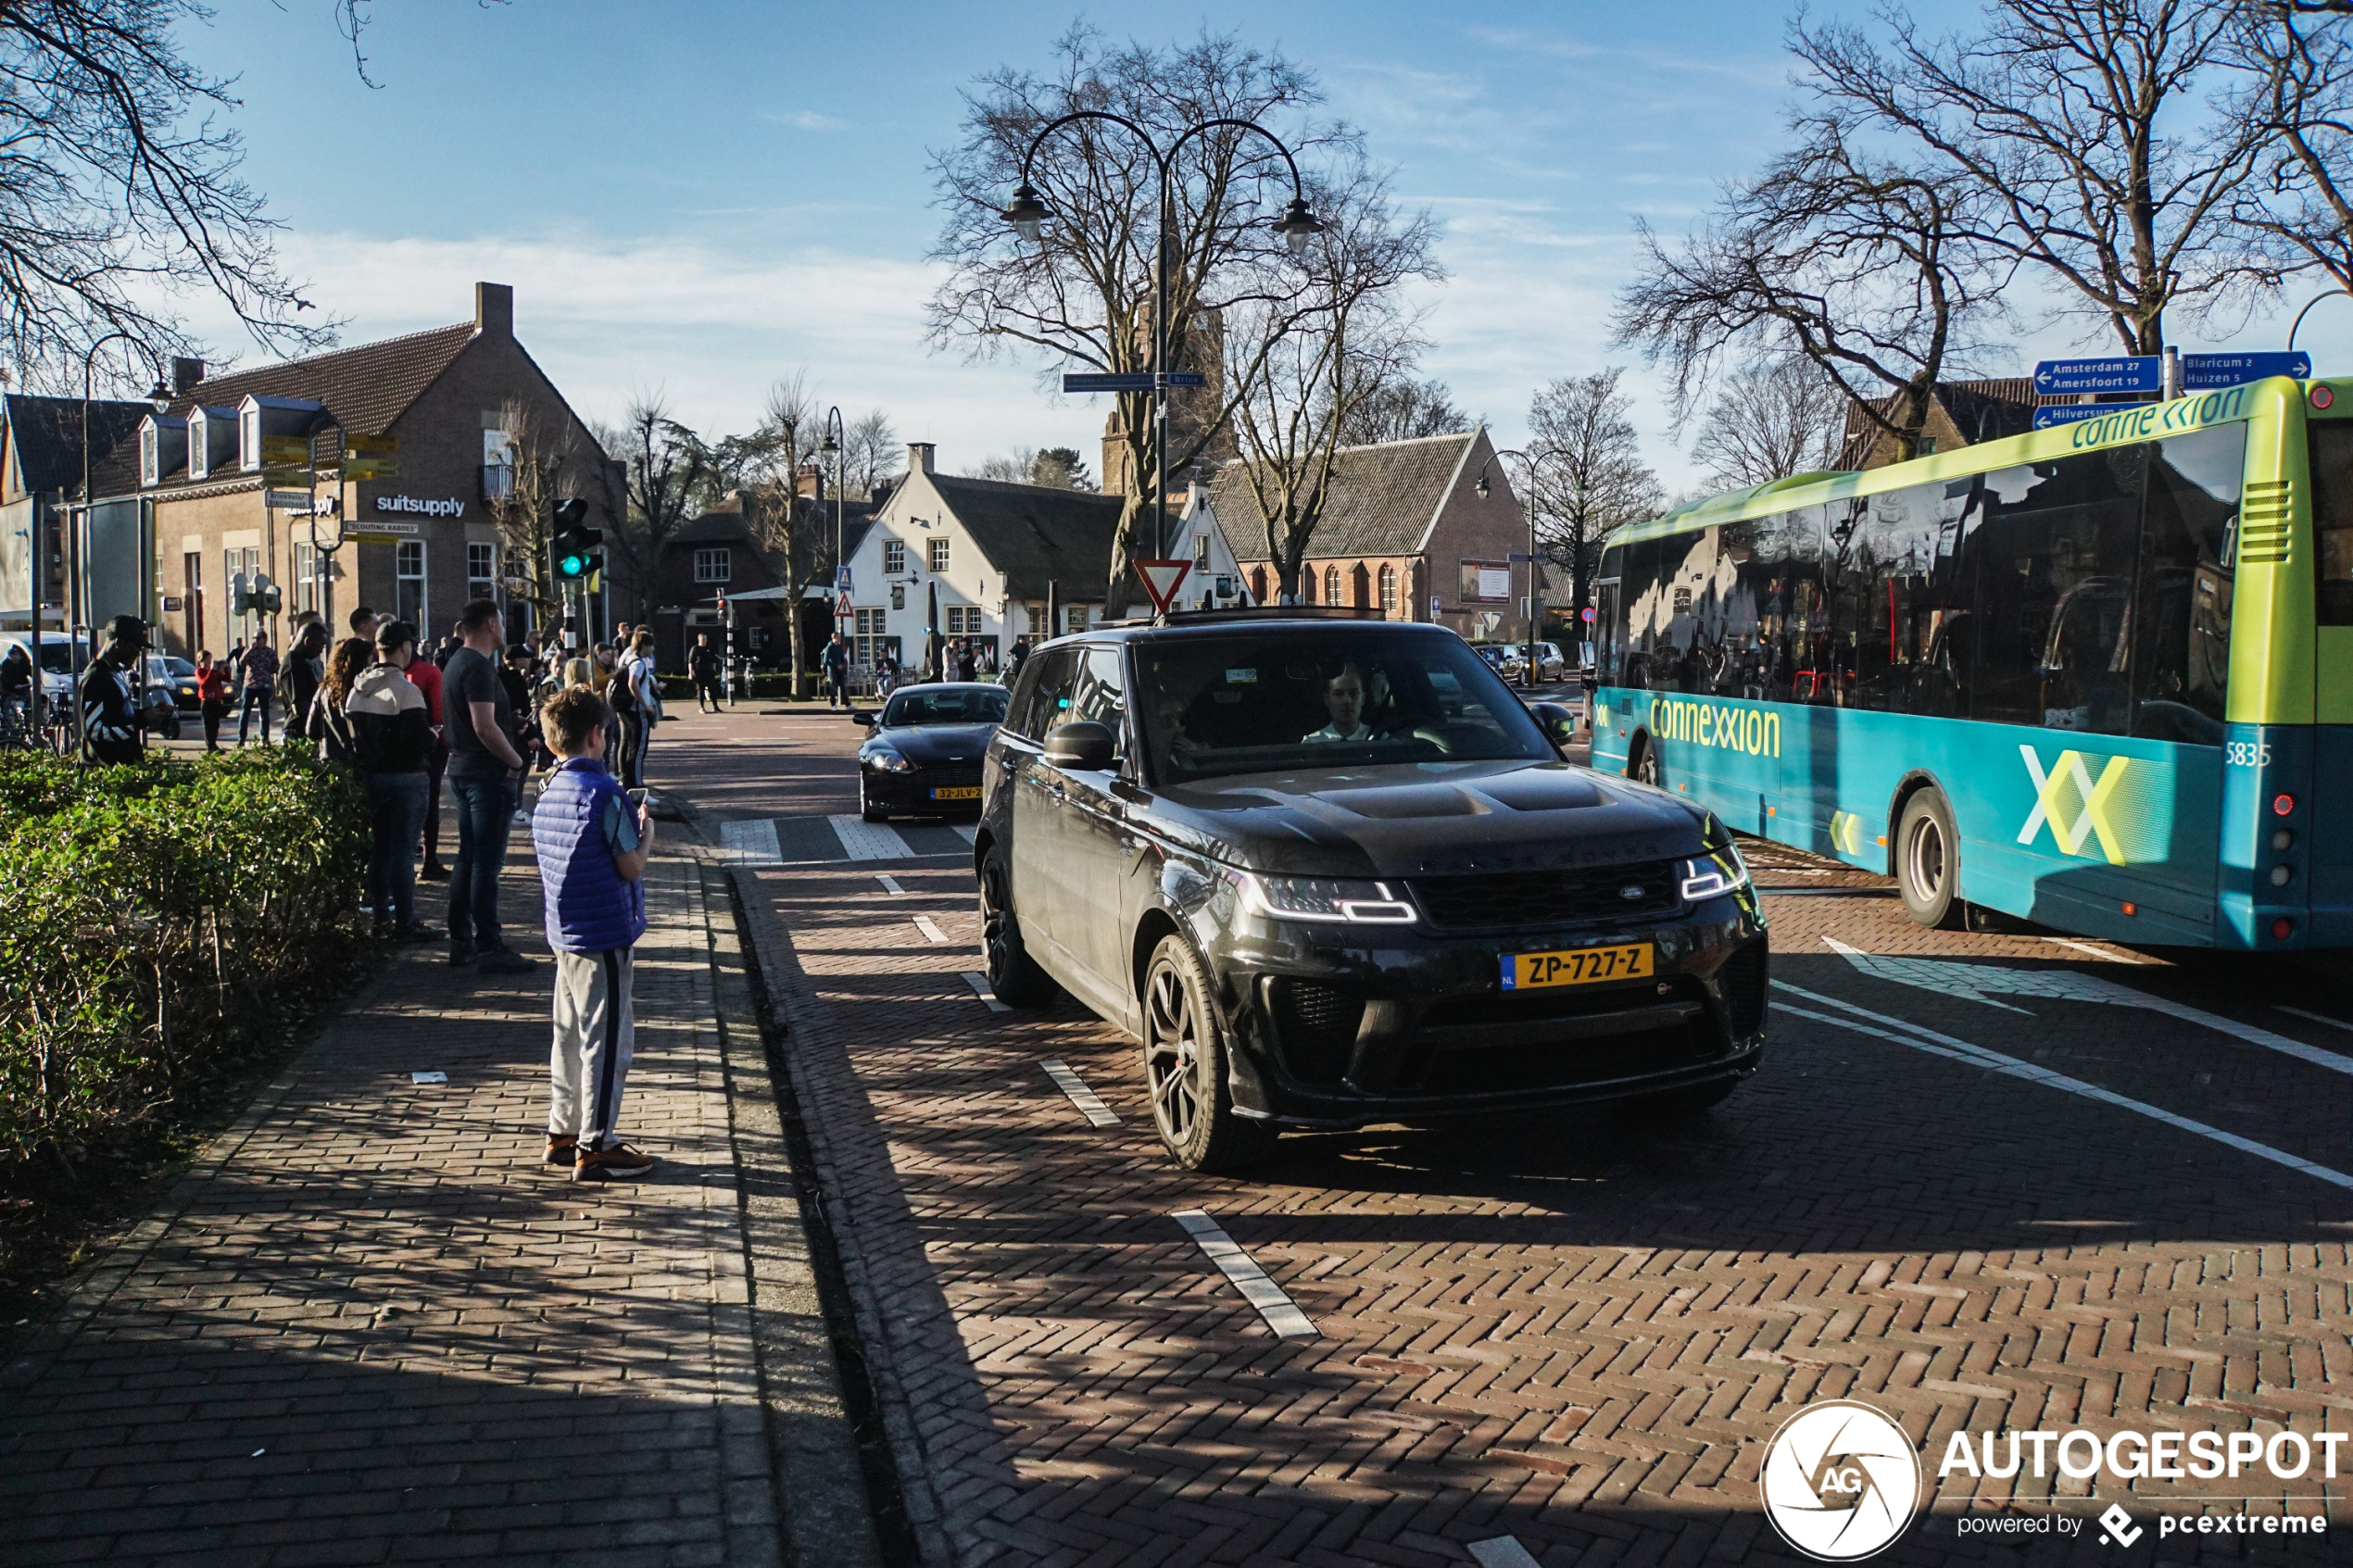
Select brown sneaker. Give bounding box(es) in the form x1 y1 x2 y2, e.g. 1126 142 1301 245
573 1143 657 1181
544 1135 577 1167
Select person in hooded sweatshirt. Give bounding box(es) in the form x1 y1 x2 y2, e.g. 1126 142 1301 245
345 618 437 940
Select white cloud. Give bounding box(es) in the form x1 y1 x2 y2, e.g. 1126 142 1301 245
760 109 849 132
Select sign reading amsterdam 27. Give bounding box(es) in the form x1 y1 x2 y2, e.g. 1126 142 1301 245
1647 696 1780 758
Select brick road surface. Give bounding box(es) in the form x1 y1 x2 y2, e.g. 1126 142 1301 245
0 835 785 1568
665 698 2353 1568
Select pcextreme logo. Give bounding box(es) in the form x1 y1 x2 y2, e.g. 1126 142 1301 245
1759 1400 1922 1561
2018 745 2138 866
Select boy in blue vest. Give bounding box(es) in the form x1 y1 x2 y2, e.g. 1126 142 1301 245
531 684 657 1179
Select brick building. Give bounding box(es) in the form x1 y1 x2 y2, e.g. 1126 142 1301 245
1194 428 1533 639
86 282 621 659
650 485 877 671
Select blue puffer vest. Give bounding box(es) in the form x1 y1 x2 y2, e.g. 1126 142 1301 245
533 757 648 954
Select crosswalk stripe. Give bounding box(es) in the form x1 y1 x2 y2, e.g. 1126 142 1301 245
1039 1060 1119 1125
719 818 780 867
1466 1540 1542 1568
875 874 905 895
829 813 913 860
960 972 1011 1013
1170 1209 1315 1339
912 915 949 944
952 823 978 844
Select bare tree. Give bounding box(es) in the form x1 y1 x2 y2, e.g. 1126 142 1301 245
484 397 588 639
975 445 1041 483
733 375 841 697
0 0 345 389
1337 375 1466 446
974 444 1095 487
845 409 903 497
927 25 1346 611
1616 118 2002 463
2227 4 2353 298
1796 1 2272 356
1222 156 1441 602
1525 370 1666 621
1690 357 1851 490
607 395 707 623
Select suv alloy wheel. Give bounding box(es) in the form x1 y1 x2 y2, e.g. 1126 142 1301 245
1141 934 1274 1173
978 847 1055 1006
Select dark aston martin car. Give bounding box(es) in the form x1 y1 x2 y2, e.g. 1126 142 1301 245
972 613 1768 1173
853 682 1010 821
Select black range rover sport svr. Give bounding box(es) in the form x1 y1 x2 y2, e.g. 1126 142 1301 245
975 613 1768 1172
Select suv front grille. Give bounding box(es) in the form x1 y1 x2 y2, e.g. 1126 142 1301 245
1721 940 1768 1037
1409 859 1682 932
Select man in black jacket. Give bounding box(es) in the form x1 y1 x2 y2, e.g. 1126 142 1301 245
81 615 146 765
346 619 436 939
687 633 722 712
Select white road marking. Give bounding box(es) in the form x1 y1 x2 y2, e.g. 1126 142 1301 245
2042 935 2147 962
875 874 905 895
1825 936 2353 1075
1467 1540 1543 1568
2281 1005 2353 1034
1170 1209 1316 1339
912 915 949 944
1039 1060 1120 1126
829 813 913 860
1775 982 2353 1191
719 819 780 867
960 972 1010 1012
952 822 978 844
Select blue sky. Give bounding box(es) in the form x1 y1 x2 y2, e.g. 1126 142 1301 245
161 0 2353 493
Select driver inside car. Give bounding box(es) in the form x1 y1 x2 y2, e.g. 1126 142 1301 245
1302 663 1373 743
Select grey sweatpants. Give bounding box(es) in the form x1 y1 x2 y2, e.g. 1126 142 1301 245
549 947 635 1150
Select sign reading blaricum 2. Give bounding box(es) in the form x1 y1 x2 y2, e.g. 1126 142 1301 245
1586 373 2350 952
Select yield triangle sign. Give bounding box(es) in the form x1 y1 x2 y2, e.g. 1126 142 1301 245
1135 558 1192 614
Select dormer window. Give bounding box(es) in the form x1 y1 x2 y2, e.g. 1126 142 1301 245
141 423 157 488
137 414 186 489
239 404 259 471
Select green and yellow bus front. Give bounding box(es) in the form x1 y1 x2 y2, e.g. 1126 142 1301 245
1586 376 2353 951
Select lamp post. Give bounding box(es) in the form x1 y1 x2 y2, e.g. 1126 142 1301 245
817 405 847 689
73 334 170 755
1001 114 1321 571
2288 289 2352 353
1475 446 1563 691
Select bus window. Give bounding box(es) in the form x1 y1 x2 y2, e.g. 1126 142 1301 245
2309 421 2353 625
2133 422 2243 746
1969 445 2146 734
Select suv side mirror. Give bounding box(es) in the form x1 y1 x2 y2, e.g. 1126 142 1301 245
1529 700 1578 747
851 710 875 727
1043 720 1115 771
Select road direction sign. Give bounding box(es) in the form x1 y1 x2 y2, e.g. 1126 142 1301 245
342 458 396 481
2034 403 2151 430
2182 350 2310 388
264 489 316 510
1063 370 1211 393
341 531 408 545
345 433 397 456
259 434 311 466
2034 356 2160 395
1134 558 1192 614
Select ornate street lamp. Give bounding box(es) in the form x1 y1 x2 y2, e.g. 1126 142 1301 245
1003 115 1322 567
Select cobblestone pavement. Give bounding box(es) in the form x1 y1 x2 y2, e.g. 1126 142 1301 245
671 701 2353 1567
0 836 786 1568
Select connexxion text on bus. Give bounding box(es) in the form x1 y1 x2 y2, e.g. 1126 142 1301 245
1587 375 2353 950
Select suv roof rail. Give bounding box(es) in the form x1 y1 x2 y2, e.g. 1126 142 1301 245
1095 604 1395 628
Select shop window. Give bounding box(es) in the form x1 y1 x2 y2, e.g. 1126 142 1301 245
695 547 731 583
467 543 497 605
396 540 427 630
928 537 950 572
945 606 984 634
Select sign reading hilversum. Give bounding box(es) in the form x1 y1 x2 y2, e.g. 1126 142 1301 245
375 495 465 520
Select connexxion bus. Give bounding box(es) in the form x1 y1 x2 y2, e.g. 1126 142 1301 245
1587 375 2351 950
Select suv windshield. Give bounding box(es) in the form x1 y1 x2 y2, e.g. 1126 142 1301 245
1134 631 1553 783
882 686 1008 727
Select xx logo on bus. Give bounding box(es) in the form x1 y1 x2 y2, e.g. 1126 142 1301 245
2017 746 2133 866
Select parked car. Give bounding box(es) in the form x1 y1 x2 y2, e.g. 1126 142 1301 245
1 633 88 714
975 614 1768 1173
139 654 196 737
852 682 1009 821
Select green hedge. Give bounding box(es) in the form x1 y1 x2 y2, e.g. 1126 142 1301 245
0 746 368 1163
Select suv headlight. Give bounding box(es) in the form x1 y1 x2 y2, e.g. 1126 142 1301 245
1237 872 1417 924
1680 843 1751 901
862 746 915 774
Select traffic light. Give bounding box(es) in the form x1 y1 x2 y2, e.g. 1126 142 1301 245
551 497 602 580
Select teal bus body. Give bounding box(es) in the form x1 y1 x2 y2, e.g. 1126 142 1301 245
1587 378 2353 951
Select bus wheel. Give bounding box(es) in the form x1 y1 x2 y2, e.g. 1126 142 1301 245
1631 736 1661 787
1896 788 1963 929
